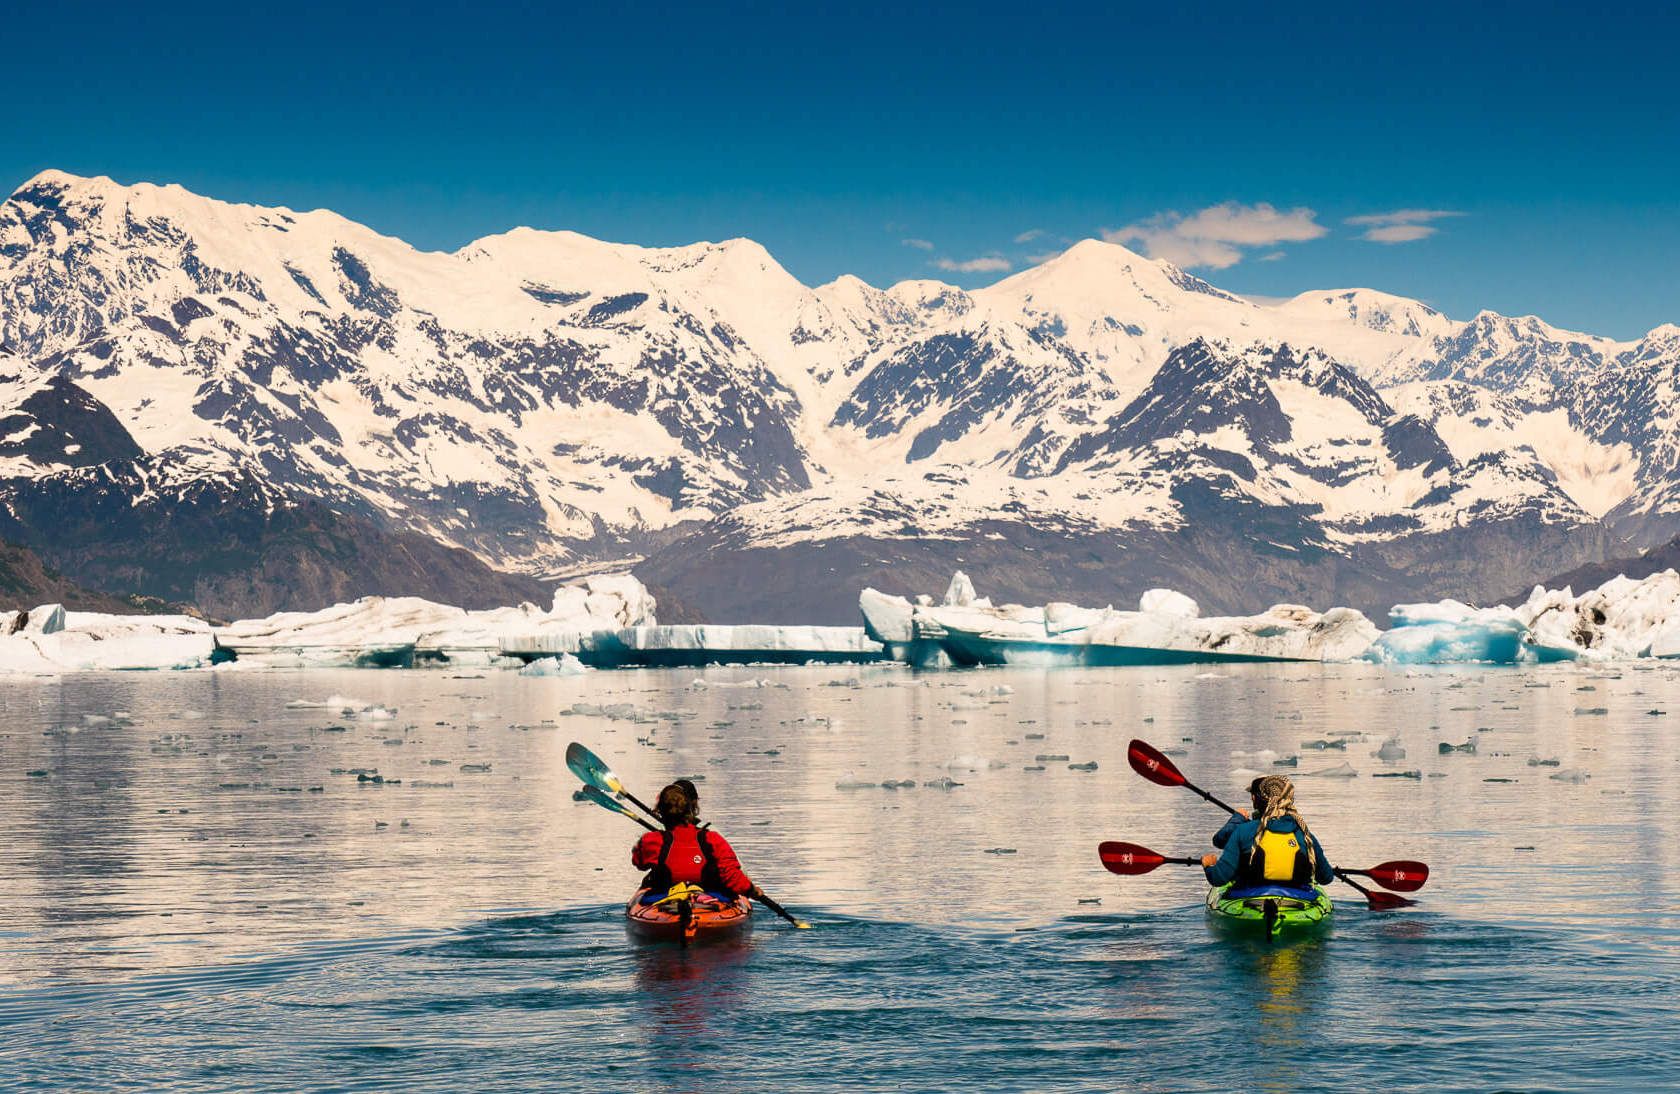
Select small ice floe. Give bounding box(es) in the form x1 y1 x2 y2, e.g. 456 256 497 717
1439 740 1477 754
1573 707 1609 716
945 754 1005 771
459 763 491 773
519 654 588 677
1272 755 1299 768
1527 757 1562 767
835 772 877 789
1376 738 1407 762
1067 761 1099 772
1550 769 1591 783
922 777 963 789
1195 672 1227 680
1232 749 1279 763
1033 753 1070 762
1371 770 1422 779
1300 739 1347 751
880 779 916 789
982 847 1017 855
1299 762 1358 778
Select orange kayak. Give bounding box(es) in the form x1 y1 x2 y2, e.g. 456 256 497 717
626 885 753 943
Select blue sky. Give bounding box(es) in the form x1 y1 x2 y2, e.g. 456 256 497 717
7 1 1677 337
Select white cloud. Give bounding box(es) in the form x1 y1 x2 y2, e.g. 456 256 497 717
933 255 1012 273
1014 228 1047 244
1103 202 1326 269
901 237 935 251
1346 208 1464 244
1363 224 1437 243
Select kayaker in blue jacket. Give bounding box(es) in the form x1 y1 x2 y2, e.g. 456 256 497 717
1200 775 1333 892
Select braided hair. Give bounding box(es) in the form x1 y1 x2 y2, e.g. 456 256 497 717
1248 774 1317 872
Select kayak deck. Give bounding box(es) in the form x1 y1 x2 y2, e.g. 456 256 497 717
626 887 752 943
1206 883 1332 938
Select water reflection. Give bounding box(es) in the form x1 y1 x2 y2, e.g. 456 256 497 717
3 663 1680 1089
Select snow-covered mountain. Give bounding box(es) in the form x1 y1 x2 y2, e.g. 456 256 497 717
0 171 1668 620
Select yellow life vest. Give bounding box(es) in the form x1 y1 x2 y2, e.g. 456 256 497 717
1255 827 1307 883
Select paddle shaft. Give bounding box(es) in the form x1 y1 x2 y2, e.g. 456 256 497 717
751 889 811 929
1183 780 1242 817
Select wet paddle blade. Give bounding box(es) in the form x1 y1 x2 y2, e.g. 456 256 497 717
577 784 634 818
1360 861 1430 892
1127 739 1187 788
1098 840 1169 875
566 741 624 794
1363 890 1416 911
753 891 813 929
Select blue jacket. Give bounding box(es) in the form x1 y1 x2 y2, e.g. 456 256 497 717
1206 815 1333 887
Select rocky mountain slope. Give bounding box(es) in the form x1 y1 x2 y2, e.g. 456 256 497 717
0 171 1671 619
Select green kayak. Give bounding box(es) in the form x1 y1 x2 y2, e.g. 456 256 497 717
1206 883 1333 938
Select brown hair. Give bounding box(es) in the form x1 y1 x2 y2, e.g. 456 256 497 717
656 783 697 827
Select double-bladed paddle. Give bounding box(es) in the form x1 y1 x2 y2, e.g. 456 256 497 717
567 741 811 929
1122 738 1430 911
1100 840 1424 909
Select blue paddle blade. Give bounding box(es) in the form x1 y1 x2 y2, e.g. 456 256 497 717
578 784 638 819
566 741 621 793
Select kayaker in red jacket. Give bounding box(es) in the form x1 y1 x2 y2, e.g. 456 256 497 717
631 781 759 901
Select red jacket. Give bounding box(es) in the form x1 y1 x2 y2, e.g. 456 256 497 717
632 823 754 896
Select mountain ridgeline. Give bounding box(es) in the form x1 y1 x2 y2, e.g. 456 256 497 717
0 171 1671 620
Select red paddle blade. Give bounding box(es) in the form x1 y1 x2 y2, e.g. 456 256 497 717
1363 861 1429 892
1098 840 1168 875
1363 890 1416 911
1127 739 1186 787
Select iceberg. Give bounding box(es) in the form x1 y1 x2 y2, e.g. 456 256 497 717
218 573 658 667
535 624 886 668
862 572 1378 667
1372 569 1680 664
0 607 215 673
1364 601 1537 664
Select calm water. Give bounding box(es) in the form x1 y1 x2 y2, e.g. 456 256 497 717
2 662 1678 1091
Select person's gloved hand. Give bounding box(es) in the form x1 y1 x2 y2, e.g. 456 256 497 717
1201 852 1219 868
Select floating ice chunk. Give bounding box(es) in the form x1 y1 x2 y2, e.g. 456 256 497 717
518 654 588 677
1230 767 1264 779
1549 768 1591 783
922 777 963 789
1299 761 1358 778
1376 738 1407 762
944 754 1003 771
834 772 877 789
